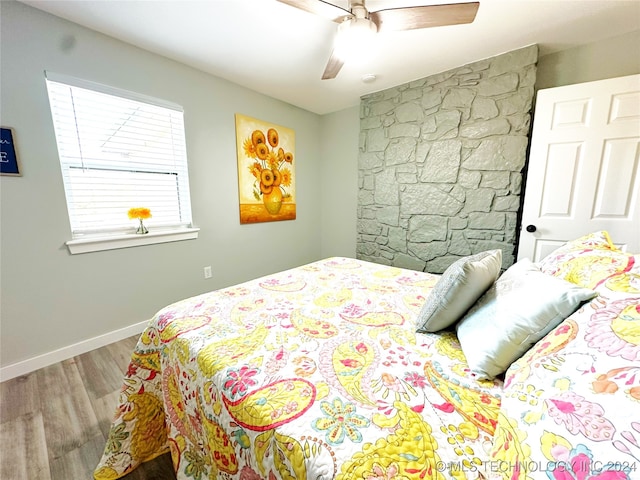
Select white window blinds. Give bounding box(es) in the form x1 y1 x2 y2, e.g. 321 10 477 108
45 72 193 238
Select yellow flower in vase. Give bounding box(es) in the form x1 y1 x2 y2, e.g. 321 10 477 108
244 127 294 215
128 207 152 234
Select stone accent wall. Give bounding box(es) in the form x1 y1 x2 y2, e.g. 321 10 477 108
357 45 538 273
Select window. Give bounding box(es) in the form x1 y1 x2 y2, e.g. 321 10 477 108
45 72 197 253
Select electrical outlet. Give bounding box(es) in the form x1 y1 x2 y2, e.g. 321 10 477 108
204 266 212 279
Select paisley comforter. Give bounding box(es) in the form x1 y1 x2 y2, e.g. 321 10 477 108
94 257 503 480
95 241 640 480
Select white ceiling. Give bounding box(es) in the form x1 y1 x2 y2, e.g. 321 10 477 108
20 0 640 115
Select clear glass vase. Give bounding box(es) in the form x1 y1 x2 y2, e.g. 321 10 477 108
136 218 149 234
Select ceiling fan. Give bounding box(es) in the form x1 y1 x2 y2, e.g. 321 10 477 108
277 0 480 80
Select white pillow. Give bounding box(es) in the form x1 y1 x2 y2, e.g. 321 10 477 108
416 249 502 333
456 258 598 379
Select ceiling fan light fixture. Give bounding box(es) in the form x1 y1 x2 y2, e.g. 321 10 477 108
334 16 377 64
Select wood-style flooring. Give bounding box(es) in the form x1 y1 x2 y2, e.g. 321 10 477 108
0 335 177 480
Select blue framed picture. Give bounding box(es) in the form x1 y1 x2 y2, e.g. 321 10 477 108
1 127 20 176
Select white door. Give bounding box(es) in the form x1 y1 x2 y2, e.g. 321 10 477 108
518 74 640 261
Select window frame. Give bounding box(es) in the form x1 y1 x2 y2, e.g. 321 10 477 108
45 72 199 254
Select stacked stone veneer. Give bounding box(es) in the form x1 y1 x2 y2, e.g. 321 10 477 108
357 45 538 273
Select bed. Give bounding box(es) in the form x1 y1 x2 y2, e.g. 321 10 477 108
94 231 639 480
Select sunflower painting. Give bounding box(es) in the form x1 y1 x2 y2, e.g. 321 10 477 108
235 114 296 224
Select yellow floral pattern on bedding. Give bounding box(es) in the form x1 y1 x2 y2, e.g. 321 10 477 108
94 258 502 480
489 233 640 480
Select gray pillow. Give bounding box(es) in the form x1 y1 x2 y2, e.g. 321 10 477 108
456 258 598 380
416 249 502 333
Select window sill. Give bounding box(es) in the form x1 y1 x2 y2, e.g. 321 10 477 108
65 227 200 254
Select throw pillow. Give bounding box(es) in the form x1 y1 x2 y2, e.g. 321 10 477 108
537 231 634 289
456 258 598 379
416 249 502 333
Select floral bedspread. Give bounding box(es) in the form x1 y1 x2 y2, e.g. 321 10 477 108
489 237 640 479
95 257 503 480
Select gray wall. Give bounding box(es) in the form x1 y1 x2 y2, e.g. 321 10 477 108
0 1 356 368
357 46 538 273
536 30 640 90
320 106 360 259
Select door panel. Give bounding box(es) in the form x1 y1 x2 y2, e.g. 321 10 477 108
533 239 566 262
551 98 591 128
540 143 581 217
610 91 640 122
593 139 639 218
518 74 640 261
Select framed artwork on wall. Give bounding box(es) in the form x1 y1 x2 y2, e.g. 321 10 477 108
235 114 296 224
1 127 21 176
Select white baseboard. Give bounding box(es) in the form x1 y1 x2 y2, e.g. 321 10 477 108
0 320 149 382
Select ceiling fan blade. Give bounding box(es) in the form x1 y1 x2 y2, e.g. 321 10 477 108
370 2 479 32
276 0 350 23
322 48 345 79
